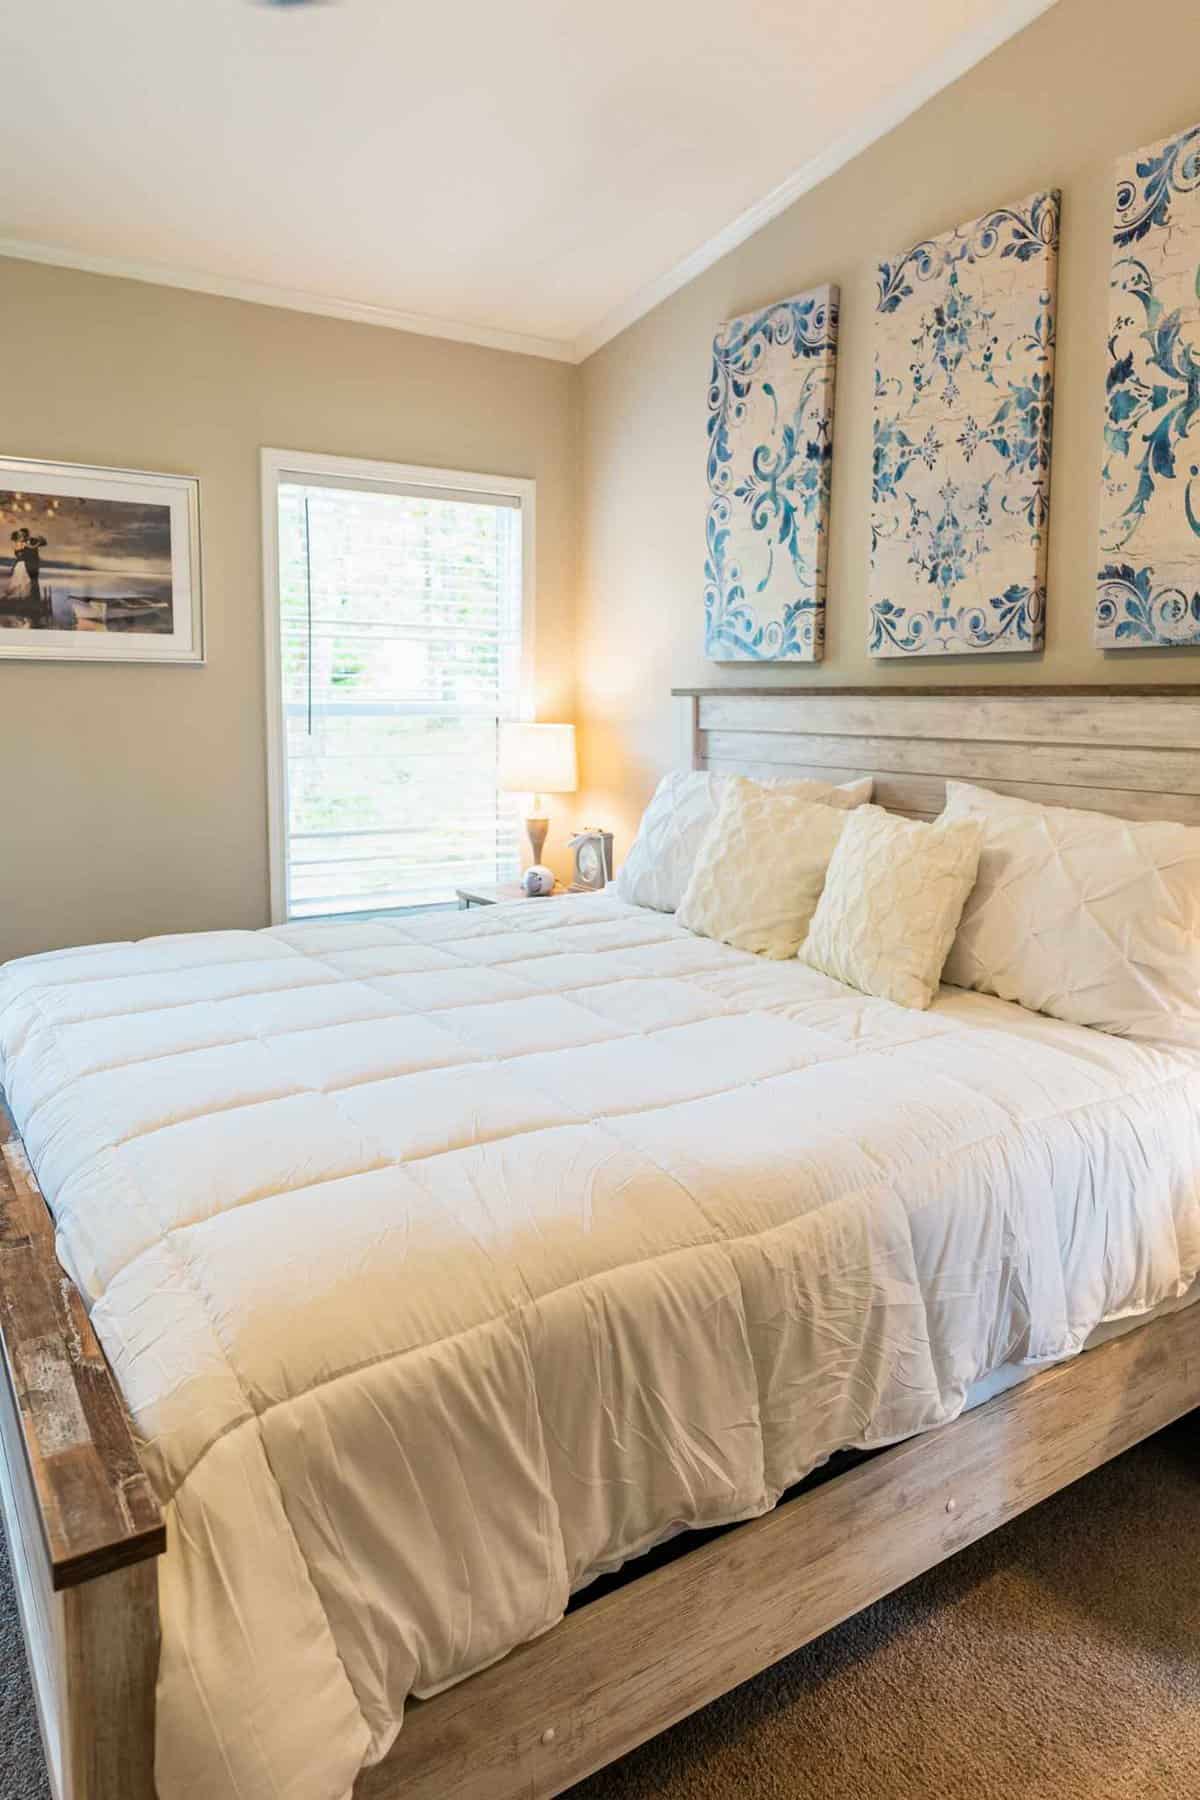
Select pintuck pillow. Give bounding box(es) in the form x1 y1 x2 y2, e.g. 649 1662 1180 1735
941 780 1200 1048
676 780 851 958
801 806 983 1009
615 769 873 913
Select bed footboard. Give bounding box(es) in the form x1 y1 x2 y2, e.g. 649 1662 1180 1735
0 1092 163 1800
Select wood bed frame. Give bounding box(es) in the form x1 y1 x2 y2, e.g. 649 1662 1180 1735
3 683 1200 1800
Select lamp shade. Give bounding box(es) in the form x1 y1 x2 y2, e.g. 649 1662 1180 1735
498 722 577 795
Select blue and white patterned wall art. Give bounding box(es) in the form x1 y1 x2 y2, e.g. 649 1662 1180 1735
1096 123 1200 647
869 191 1059 658
704 287 839 662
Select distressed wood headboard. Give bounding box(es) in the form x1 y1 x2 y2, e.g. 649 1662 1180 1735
672 686 1200 827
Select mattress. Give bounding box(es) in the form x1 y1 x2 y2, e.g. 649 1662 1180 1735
2 893 1199 1800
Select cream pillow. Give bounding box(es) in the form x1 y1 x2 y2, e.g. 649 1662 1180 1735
801 806 983 1009
676 780 850 957
615 769 873 912
941 780 1200 1048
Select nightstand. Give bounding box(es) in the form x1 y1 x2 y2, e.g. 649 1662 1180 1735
456 880 569 909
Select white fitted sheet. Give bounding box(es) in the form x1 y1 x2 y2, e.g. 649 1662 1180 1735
962 1276 1200 1409
2 893 1199 1800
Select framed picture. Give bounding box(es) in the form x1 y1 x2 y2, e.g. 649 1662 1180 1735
0 457 203 663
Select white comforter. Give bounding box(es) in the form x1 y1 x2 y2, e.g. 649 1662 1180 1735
2 894 1199 1800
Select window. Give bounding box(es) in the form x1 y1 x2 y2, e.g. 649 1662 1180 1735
263 451 533 919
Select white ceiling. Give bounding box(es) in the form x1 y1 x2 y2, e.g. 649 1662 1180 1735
2 0 1054 362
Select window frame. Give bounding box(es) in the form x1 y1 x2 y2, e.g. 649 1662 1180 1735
260 446 536 924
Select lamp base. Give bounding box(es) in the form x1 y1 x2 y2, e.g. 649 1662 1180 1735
525 816 549 865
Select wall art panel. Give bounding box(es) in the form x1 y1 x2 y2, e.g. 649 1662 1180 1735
869 190 1058 658
704 287 838 662
1096 122 1200 647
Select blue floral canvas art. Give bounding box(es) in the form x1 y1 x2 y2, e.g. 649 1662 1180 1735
1096 122 1200 647
704 288 838 662
869 191 1058 658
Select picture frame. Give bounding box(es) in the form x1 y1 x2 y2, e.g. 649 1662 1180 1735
0 456 203 664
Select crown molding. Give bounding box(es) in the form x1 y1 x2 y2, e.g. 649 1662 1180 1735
0 0 1057 370
572 0 1059 362
0 235 577 364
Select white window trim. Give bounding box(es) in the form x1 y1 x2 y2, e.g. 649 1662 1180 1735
260 446 536 925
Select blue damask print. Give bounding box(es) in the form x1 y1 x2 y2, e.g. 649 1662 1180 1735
868 190 1059 659
1097 563 1200 643
704 289 838 662
1097 121 1200 647
1113 124 1200 246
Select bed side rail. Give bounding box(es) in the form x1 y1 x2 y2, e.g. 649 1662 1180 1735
0 1090 164 1590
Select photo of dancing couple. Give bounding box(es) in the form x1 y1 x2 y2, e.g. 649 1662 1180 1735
3 526 50 625
0 458 203 662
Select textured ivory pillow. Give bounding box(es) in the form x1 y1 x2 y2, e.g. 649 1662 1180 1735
801 805 983 1009
615 769 873 913
676 780 850 957
941 780 1200 1048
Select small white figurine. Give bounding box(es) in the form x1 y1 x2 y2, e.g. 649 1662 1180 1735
521 865 556 896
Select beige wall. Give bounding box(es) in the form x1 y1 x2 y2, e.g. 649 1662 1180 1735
8 0 1200 958
0 259 576 959
577 0 1200 856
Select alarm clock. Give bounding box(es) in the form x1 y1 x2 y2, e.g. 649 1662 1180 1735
567 829 614 892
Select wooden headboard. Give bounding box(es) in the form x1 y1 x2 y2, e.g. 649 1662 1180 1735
672 686 1200 828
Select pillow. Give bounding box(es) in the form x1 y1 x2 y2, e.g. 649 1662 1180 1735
615 769 873 913
676 780 851 958
941 780 1200 1048
801 806 983 1009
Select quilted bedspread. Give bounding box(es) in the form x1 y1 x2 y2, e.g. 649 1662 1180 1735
2 893 1199 1800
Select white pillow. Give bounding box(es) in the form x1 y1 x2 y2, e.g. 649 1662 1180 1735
615 769 873 913
676 780 850 958
942 780 1200 1048
801 806 983 1009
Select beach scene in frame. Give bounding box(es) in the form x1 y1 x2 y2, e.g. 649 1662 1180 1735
0 458 202 663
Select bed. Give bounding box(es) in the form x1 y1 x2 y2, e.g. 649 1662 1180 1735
2 684 1200 1800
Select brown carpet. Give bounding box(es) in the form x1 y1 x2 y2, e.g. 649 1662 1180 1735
1 1422 1197 1800
570 1417 1200 1800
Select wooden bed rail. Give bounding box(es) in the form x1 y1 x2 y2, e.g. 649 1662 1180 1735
0 1090 163 1800
0 1092 164 1586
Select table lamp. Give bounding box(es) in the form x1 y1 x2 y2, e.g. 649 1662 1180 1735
498 722 578 867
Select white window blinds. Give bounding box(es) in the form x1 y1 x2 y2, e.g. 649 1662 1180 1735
276 474 527 916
